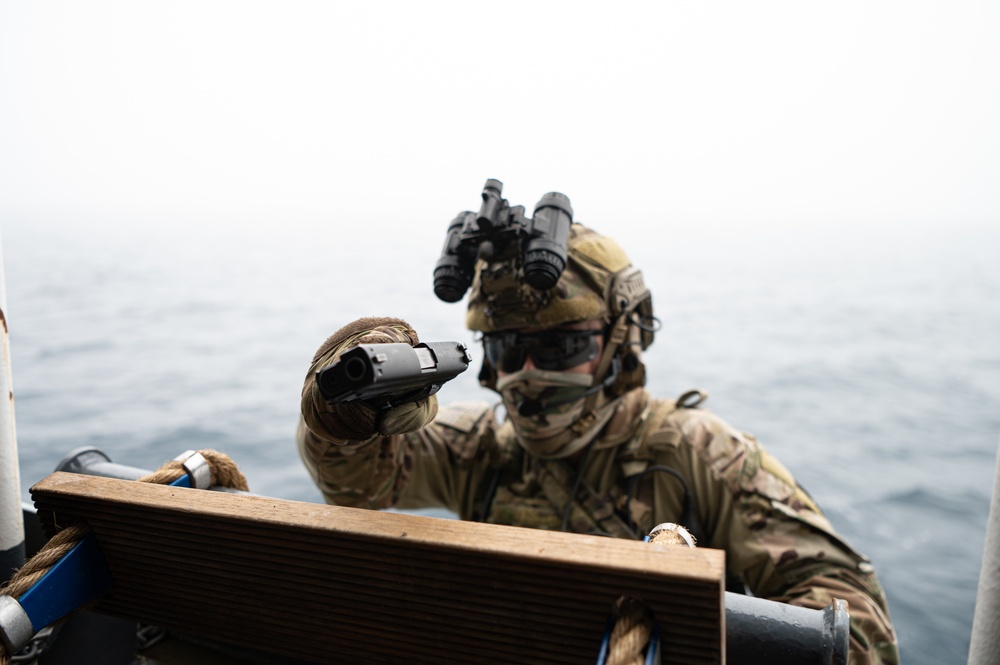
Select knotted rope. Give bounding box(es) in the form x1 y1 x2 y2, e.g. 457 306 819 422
136 450 249 491
0 449 248 664
606 596 653 665
606 523 697 665
1 525 90 604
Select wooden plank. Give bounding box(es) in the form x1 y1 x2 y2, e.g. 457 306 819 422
31 472 725 664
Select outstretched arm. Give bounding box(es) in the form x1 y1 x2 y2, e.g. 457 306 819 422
297 317 501 518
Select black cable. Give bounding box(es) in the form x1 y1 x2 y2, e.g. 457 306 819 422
560 441 600 533
626 465 708 545
629 312 662 334
475 467 503 523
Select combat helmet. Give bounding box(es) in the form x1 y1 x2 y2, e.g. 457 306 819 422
466 222 656 397
432 181 658 457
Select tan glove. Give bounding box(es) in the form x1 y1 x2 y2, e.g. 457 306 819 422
301 317 439 442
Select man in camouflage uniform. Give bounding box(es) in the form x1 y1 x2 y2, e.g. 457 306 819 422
297 215 898 663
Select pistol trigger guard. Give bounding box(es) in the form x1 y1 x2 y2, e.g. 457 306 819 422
377 384 442 411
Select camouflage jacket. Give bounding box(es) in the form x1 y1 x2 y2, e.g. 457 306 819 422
297 390 898 664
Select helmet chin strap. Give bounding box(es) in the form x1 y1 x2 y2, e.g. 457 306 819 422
553 314 629 434
517 358 621 417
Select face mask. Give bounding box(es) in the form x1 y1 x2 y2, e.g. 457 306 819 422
496 367 626 459
497 368 593 439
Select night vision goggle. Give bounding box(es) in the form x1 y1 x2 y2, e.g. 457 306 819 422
433 179 573 303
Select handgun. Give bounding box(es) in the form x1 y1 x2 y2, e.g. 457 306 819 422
316 341 472 409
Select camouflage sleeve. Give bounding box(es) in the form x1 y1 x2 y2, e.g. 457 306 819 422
652 407 899 665
296 402 501 517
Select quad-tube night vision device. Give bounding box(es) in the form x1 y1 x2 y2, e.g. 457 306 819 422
433 179 574 303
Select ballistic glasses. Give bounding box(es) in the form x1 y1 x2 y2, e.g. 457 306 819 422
483 328 603 373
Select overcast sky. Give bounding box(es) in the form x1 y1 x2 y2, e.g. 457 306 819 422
1 1 997 231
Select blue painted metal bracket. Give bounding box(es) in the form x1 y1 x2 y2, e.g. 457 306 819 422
17 532 114 631
169 474 192 488
646 626 661 665
0 450 211 653
595 616 613 664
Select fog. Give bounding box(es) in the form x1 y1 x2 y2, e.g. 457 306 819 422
1 2 997 232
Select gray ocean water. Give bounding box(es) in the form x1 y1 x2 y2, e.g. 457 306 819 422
2 215 998 663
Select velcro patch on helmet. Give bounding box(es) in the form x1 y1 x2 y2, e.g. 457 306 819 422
609 266 650 317
465 223 639 332
571 234 631 273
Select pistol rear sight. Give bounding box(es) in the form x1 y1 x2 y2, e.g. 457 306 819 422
433 179 573 303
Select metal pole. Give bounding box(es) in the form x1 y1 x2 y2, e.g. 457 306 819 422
0 229 25 582
968 433 1000 665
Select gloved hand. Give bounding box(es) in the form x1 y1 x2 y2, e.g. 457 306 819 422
301 317 439 442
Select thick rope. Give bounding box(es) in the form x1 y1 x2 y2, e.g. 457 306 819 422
2 524 90 601
649 527 695 547
137 450 249 491
0 449 247 664
605 524 696 665
607 596 653 665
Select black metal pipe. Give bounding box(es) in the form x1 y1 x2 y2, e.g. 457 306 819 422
725 592 849 664
54 447 150 482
